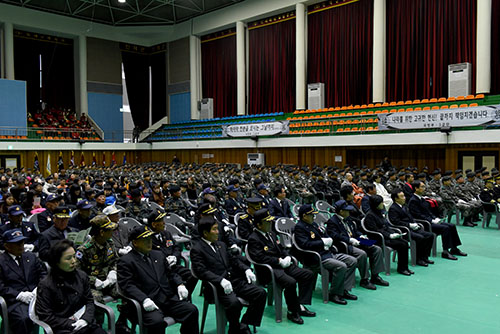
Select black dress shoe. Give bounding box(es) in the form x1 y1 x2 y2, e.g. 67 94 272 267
360 279 376 290
343 290 358 300
287 312 304 324
408 269 414 274
442 251 458 260
239 324 252 334
397 269 412 276
416 260 428 267
450 248 467 256
463 222 475 227
116 324 132 334
329 294 347 305
299 306 316 317
370 275 389 286
424 259 435 264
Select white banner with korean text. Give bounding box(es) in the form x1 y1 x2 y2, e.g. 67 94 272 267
378 105 500 130
222 121 289 137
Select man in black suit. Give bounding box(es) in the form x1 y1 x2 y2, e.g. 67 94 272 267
268 186 294 219
388 189 434 266
148 209 198 299
294 204 357 305
247 209 316 325
191 216 266 334
0 205 39 251
0 229 47 334
117 225 199 333
408 180 466 260
326 200 388 289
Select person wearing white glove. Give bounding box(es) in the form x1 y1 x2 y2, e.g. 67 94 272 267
220 278 233 294
23 244 35 252
177 285 189 300
71 319 88 331
118 245 132 255
278 256 292 268
16 291 34 304
294 204 357 306
432 217 441 224
166 255 177 266
409 223 419 230
389 233 401 239
191 216 267 332
94 278 105 290
143 298 159 311
349 237 360 246
230 244 241 254
245 269 256 284
107 270 117 284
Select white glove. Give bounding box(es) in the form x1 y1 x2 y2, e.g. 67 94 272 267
166 256 177 266
224 225 231 232
107 270 117 284
230 244 241 253
409 223 419 230
101 279 111 289
432 218 441 224
321 237 333 247
95 278 105 290
279 256 291 268
389 233 400 239
16 291 34 304
143 298 159 312
220 278 233 295
24 244 35 252
457 199 466 204
189 210 195 216
245 269 256 284
71 319 88 331
349 237 360 246
118 246 132 255
177 285 189 300
359 235 368 239
142 218 148 224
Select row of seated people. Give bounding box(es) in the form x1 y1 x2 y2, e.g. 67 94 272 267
0 183 470 334
29 106 91 130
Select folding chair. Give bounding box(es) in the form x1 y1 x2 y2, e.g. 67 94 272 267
360 218 396 275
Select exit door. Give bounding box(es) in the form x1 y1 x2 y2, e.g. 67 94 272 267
458 151 498 171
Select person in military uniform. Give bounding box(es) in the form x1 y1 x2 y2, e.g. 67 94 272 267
124 189 151 224
91 191 107 216
384 171 398 194
147 209 198 300
0 205 39 251
37 193 62 232
479 177 500 215
69 199 95 231
237 198 263 241
456 174 482 225
254 184 271 208
38 206 77 262
439 176 476 227
76 215 130 332
224 185 246 222
165 185 190 220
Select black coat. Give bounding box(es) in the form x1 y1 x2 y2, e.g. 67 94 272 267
0 252 47 309
117 249 184 304
364 211 398 240
0 221 39 250
294 220 334 266
268 198 293 218
408 194 435 222
326 215 361 254
151 230 182 260
388 203 414 228
36 269 96 334
38 226 77 262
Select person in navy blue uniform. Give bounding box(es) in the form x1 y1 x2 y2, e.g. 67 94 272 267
0 205 39 251
117 225 199 333
388 189 434 266
38 206 76 262
191 216 266 334
268 186 293 219
36 193 62 232
254 184 270 208
408 180 466 260
294 204 357 305
237 198 263 241
0 229 47 334
224 185 246 220
247 209 316 325
68 199 94 231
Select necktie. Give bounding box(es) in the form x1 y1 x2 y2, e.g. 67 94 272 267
16 256 25 276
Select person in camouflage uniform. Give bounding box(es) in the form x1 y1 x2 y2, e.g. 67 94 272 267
384 171 398 194
76 215 130 332
125 188 152 224
164 185 190 220
439 176 476 227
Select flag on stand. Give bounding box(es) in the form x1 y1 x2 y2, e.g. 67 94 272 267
102 152 106 166
122 153 127 165
34 152 40 172
46 154 51 175
92 152 96 166
70 151 75 167
111 152 116 166
80 152 85 167
58 151 64 171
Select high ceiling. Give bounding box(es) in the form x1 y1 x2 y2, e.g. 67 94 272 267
0 0 245 26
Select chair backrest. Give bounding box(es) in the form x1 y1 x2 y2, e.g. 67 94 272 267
27 214 40 233
275 218 295 248
115 205 125 211
165 223 191 243
315 200 334 212
314 212 330 225
291 204 300 218
149 201 163 211
164 213 187 227
234 212 244 226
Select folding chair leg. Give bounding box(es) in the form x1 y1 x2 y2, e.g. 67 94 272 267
273 286 283 323
384 248 391 275
432 234 437 257
200 300 209 334
320 269 330 304
410 240 417 266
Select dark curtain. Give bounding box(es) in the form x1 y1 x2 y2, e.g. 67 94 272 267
491 0 500 94
121 51 150 130
248 18 295 115
307 0 373 107
386 0 476 102
150 52 167 124
14 36 74 112
201 34 237 118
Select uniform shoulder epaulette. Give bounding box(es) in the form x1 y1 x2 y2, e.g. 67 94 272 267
240 214 248 219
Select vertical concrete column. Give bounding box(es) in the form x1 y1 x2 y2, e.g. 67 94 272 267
372 0 386 102
190 35 201 119
476 0 492 93
236 21 246 116
4 22 15 80
296 3 307 110
77 35 88 115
